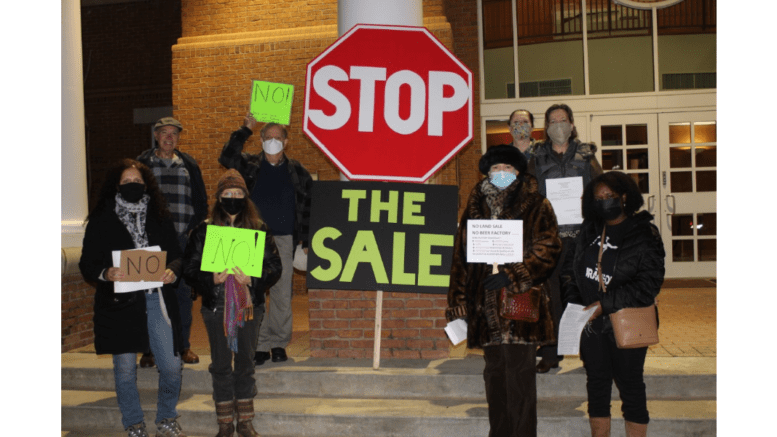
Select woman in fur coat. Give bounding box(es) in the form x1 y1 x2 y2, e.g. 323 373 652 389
446 145 562 437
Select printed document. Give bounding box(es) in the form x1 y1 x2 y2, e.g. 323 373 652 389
557 303 598 355
545 177 584 225
444 319 468 346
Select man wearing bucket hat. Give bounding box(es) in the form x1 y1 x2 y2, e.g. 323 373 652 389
137 117 208 366
219 112 313 366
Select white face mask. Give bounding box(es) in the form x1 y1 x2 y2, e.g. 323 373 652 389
263 138 284 155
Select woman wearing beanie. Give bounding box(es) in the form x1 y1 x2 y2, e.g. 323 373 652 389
79 159 187 437
184 169 282 437
446 145 561 437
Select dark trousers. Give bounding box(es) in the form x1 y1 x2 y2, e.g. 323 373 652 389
177 232 194 349
580 317 649 424
538 236 573 362
483 344 537 437
201 305 264 402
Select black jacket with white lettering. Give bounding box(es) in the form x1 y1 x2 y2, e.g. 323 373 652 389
560 211 665 334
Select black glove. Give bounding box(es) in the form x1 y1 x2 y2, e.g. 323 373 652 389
483 272 511 291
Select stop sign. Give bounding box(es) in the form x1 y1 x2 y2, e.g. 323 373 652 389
303 24 473 183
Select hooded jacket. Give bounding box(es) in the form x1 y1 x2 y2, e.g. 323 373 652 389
560 211 665 335
446 175 562 349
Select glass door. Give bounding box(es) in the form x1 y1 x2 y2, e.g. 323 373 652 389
658 111 717 278
590 114 660 216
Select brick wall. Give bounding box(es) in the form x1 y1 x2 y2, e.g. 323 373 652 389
308 290 450 359
62 273 95 352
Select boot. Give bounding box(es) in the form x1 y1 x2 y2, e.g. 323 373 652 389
625 420 647 437
589 417 611 437
235 399 261 437
215 400 235 437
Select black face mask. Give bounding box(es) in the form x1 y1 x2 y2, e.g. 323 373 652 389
221 198 246 216
119 183 146 203
595 198 623 221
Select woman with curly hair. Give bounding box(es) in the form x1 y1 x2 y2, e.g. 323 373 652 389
79 159 187 437
561 171 665 437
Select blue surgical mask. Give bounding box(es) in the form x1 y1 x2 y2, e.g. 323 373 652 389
489 171 517 189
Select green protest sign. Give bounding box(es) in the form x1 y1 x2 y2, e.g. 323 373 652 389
200 225 266 277
250 80 294 125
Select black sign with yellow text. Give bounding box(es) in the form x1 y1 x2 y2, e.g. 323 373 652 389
306 181 458 294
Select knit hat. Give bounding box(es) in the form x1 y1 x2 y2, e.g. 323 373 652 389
216 169 249 198
478 144 528 175
153 117 183 132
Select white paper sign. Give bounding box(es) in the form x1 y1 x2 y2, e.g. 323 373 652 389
111 246 164 293
466 220 523 264
444 319 468 345
557 303 598 355
545 177 584 225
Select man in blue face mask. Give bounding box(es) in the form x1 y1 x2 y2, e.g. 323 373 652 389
219 113 313 366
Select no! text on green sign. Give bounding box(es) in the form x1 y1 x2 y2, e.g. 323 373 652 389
250 80 294 125
200 225 266 278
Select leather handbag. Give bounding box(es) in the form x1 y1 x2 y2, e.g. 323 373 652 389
597 226 659 349
499 285 541 322
609 304 659 349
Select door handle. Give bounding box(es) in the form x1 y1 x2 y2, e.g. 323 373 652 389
647 195 655 213
665 194 675 214
666 214 672 232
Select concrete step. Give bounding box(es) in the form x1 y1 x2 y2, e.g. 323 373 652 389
61 389 716 437
62 353 717 401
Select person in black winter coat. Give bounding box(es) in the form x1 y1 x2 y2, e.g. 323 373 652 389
561 171 665 437
184 169 281 437
79 159 187 437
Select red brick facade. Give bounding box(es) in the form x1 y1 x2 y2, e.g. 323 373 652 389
62 273 95 352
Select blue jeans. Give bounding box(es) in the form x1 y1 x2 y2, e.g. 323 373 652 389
113 292 182 428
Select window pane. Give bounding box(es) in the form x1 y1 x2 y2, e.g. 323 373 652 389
694 122 716 143
696 170 716 192
697 213 716 236
669 123 691 144
627 149 649 169
695 146 716 167
698 239 716 261
672 240 694 262
588 1 654 96
626 124 648 145
630 172 649 194
671 171 692 192
482 0 515 100
602 150 623 171
670 147 692 168
671 214 694 236
517 1 584 97
601 125 623 146
485 119 512 147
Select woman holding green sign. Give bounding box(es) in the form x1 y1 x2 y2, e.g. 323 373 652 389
184 169 281 437
446 145 561 437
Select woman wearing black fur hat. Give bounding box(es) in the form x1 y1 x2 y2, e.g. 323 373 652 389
446 145 562 437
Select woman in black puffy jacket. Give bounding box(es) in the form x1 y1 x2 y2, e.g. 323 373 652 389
184 169 281 437
561 171 665 437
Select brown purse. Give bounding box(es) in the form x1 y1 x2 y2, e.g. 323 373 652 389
597 226 659 349
493 264 541 322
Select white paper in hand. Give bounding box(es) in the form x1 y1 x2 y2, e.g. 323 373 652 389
444 319 468 345
557 303 598 355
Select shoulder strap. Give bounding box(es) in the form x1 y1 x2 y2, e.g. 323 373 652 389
597 225 607 293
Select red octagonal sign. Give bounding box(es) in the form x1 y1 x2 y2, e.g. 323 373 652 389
303 24 473 183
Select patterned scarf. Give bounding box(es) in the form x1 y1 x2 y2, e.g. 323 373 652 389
114 194 150 248
224 274 254 353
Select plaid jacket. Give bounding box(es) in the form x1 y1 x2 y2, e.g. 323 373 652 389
137 147 209 237
219 126 313 248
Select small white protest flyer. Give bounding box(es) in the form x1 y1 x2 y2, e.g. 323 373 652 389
557 303 598 355
444 319 468 346
545 177 584 225
111 246 164 293
466 220 523 265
